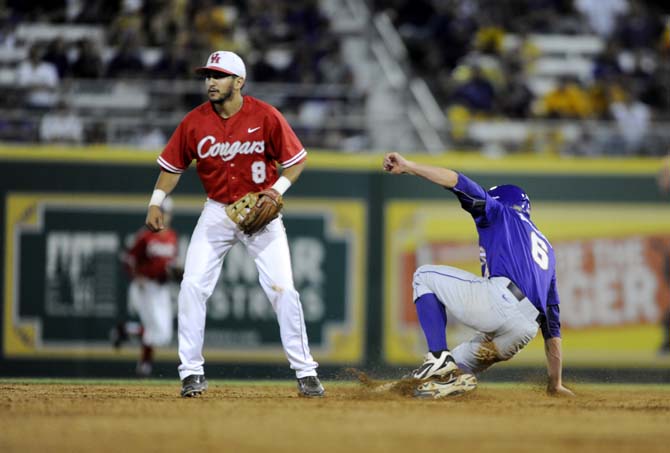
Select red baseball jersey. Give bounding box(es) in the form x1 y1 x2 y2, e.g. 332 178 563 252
125 228 178 281
157 96 307 203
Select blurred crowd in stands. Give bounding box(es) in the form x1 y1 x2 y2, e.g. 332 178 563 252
3 0 350 83
375 0 670 154
0 0 358 147
1 0 669 155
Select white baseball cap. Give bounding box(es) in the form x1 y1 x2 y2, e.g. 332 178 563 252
195 51 246 79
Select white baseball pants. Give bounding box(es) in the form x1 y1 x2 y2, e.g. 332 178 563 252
412 265 539 374
177 198 318 380
128 279 173 347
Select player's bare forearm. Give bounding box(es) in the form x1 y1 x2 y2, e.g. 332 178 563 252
409 162 459 188
383 152 459 188
145 171 181 232
544 337 574 397
154 170 182 193
280 160 306 184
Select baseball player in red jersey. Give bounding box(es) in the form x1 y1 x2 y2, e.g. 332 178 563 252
115 197 178 377
144 50 324 398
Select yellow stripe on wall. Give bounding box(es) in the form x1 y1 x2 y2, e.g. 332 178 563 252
0 145 663 174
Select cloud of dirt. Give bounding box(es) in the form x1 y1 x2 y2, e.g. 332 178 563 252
343 368 421 399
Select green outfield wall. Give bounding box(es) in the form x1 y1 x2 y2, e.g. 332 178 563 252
1 146 668 379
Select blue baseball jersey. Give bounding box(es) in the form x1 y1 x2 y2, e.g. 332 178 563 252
450 174 560 315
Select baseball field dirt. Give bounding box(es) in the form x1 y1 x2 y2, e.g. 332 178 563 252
1 379 669 453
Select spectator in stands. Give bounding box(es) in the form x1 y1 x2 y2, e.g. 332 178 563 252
383 0 436 75
151 44 190 79
108 0 146 46
245 1 289 48
450 65 496 115
520 0 579 33
16 44 60 109
43 37 69 78
639 62 670 112
0 17 18 52
285 42 318 84
500 71 534 118
146 0 188 47
316 43 354 86
458 53 506 92
6 0 66 22
39 101 84 145
249 49 280 82
70 38 104 79
285 0 330 43
473 17 505 56
428 1 476 71
540 76 594 119
387 0 435 41
609 89 651 154
575 0 629 38
193 0 241 53
516 30 541 68
69 0 120 23
615 0 664 50
622 50 656 82
106 36 145 78
593 43 623 81
588 80 622 119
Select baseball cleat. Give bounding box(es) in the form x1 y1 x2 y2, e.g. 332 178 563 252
297 376 325 397
181 374 208 398
405 350 459 380
414 373 477 399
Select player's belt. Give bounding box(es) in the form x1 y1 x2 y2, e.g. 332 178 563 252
507 281 543 324
506 281 525 301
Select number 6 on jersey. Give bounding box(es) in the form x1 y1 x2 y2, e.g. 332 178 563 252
530 231 549 270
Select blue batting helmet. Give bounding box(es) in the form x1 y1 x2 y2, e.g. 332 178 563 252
487 184 531 217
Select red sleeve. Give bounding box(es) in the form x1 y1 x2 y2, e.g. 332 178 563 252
158 120 192 173
267 107 307 168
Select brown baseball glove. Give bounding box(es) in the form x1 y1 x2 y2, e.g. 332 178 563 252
226 189 283 235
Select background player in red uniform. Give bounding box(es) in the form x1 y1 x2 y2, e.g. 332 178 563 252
113 197 179 377
144 51 324 397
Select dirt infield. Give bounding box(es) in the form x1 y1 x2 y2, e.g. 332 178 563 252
1 379 669 453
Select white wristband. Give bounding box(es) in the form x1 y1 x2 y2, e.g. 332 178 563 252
149 189 167 207
271 176 292 195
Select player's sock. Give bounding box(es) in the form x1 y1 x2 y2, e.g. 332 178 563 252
415 293 448 352
141 344 153 363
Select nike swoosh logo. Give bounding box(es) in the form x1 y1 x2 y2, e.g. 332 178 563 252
248 127 261 133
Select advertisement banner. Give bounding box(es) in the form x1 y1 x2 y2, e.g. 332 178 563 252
384 201 670 367
4 193 366 364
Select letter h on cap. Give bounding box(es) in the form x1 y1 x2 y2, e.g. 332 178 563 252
210 53 221 64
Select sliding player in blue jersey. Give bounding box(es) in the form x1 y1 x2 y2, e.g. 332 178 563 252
383 152 574 398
